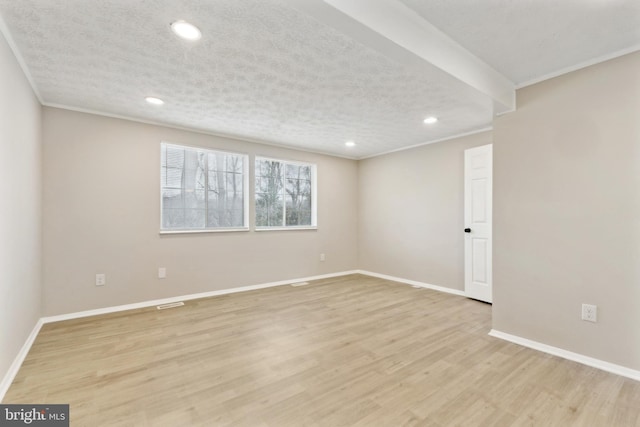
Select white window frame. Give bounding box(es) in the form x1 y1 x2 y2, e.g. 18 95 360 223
160 142 249 234
254 156 317 231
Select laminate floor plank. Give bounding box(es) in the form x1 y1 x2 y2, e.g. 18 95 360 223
3 274 639 426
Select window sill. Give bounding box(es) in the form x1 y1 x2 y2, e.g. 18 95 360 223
159 228 250 235
254 226 318 232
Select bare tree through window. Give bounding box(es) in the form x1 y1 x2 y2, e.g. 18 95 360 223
255 158 315 228
161 143 247 231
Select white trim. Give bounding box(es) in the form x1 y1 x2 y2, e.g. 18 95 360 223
255 155 316 167
254 227 318 232
162 141 250 158
8 273 637 404
495 107 515 117
41 271 358 323
0 12 44 103
43 103 360 160
42 104 495 162
359 127 493 160
489 329 640 382
311 163 318 227
159 228 250 235
516 44 640 89
316 0 515 112
0 271 356 399
0 319 44 402
357 270 466 297
160 142 250 232
255 157 318 228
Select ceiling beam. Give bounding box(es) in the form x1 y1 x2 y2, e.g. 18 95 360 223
292 0 515 114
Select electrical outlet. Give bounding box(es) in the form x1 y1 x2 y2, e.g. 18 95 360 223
581 304 597 322
158 267 166 279
320 253 326 262
95 273 106 286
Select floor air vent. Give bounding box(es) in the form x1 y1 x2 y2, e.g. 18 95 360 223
290 282 310 287
157 302 185 310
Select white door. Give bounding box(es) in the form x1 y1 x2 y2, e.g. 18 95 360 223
464 144 493 303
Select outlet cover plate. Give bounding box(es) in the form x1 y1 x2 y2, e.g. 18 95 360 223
582 304 597 322
95 273 106 286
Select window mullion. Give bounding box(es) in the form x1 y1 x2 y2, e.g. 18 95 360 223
204 152 209 228
282 163 286 227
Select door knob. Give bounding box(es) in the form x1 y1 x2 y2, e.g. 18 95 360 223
464 228 471 233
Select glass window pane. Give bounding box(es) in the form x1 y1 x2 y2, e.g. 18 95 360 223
229 154 238 170
162 208 185 229
162 188 183 210
184 209 206 228
300 165 311 180
165 146 184 168
256 158 314 228
285 194 311 226
301 193 311 211
184 189 205 209
184 151 205 191
204 153 245 228
207 210 220 228
208 192 227 227
230 208 243 227
162 144 247 230
208 153 218 172
285 163 300 178
164 167 183 188
255 159 284 227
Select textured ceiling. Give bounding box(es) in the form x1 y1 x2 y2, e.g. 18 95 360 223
400 0 640 85
0 0 638 158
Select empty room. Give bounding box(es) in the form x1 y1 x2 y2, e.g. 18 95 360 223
1 1 639 426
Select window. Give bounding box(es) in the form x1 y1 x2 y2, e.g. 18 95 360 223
255 157 317 229
161 143 248 232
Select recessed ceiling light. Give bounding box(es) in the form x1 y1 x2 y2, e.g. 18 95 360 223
145 96 164 105
345 141 356 147
424 116 438 124
170 20 202 41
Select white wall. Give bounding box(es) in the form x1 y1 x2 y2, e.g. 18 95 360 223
4 26 639 389
358 50 640 374
493 51 640 370
42 108 359 315
0 33 42 387
358 131 492 291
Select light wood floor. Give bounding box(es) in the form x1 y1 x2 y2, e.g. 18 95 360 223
4 274 640 426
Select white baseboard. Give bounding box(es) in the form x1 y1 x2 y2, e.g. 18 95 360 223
0 318 44 402
357 270 466 297
5 274 637 404
42 270 359 323
1 268 455 402
1 270 358 400
489 329 640 382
